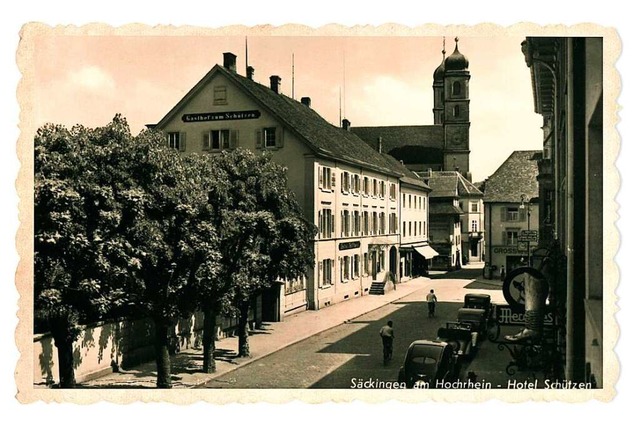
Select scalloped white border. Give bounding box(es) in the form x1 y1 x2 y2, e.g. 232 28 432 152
13 22 620 405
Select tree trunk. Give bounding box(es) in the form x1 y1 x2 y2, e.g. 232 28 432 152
237 300 251 357
202 306 218 373
54 335 76 388
154 320 173 388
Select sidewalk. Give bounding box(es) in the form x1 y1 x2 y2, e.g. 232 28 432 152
80 277 433 388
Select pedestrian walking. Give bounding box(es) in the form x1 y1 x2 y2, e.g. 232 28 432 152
426 289 438 318
379 320 394 364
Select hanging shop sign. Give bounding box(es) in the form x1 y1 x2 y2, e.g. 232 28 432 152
182 110 261 122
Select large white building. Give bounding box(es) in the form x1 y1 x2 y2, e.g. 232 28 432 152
150 52 431 318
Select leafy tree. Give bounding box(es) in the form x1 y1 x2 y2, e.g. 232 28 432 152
207 149 316 358
35 116 222 388
34 118 138 387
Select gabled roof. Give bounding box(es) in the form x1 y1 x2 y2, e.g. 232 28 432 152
421 170 482 199
483 150 542 203
430 202 464 215
153 64 403 177
351 125 444 154
381 154 430 191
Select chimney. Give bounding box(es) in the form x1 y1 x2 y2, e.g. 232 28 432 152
301 97 311 107
342 118 351 131
223 52 237 73
377 137 383 154
246 66 255 80
270 75 281 94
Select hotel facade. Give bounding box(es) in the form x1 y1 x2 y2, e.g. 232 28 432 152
150 52 430 319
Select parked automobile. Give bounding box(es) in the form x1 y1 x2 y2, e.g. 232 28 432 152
463 293 493 319
397 340 458 388
457 307 489 338
436 322 476 360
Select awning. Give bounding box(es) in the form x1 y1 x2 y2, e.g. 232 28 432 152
414 245 439 260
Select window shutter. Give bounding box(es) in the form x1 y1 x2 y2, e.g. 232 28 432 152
318 261 323 286
331 172 336 189
331 259 335 283
179 132 187 152
318 211 322 235
230 130 239 148
255 129 263 149
501 206 507 222
276 126 284 148
202 131 210 151
318 166 323 188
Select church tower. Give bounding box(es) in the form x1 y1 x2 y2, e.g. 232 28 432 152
442 37 471 180
432 39 446 125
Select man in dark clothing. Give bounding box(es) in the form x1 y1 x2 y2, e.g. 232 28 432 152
426 289 438 318
379 320 394 364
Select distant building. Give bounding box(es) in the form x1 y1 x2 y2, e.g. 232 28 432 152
352 37 473 181
420 170 481 270
483 150 542 274
522 37 604 387
149 52 432 319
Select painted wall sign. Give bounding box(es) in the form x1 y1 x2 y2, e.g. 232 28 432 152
339 241 361 251
493 246 528 254
182 110 261 122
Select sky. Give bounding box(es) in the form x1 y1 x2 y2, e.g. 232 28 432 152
28 32 542 182
3 0 639 423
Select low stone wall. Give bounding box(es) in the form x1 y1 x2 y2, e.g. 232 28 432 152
33 311 254 386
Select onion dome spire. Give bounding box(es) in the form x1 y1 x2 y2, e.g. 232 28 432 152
433 37 446 81
444 37 469 71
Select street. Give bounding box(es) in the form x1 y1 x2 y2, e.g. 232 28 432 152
200 267 508 389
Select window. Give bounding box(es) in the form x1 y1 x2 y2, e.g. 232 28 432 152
204 129 230 151
403 221 406 237
264 127 277 148
342 171 350 193
318 166 335 191
342 256 350 282
389 213 398 234
373 213 378 235
342 210 351 237
373 179 378 197
354 211 361 236
354 254 360 277
167 132 181 150
380 181 385 198
506 207 520 222
213 86 227 105
318 208 334 239
320 259 333 286
453 105 460 117
471 220 478 232
364 177 370 196
471 202 479 213
364 212 370 235
390 184 397 200
379 212 385 234
505 230 519 246
403 194 406 208
452 81 461 96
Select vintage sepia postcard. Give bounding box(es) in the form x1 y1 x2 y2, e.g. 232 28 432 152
14 21 620 406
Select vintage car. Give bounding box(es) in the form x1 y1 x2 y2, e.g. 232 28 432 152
457 307 489 338
436 322 476 360
463 293 493 319
397 340 458 388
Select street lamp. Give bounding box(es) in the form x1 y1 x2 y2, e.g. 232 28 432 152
520 194 531 267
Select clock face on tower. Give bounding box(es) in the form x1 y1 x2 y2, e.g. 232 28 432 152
450 133 464 148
